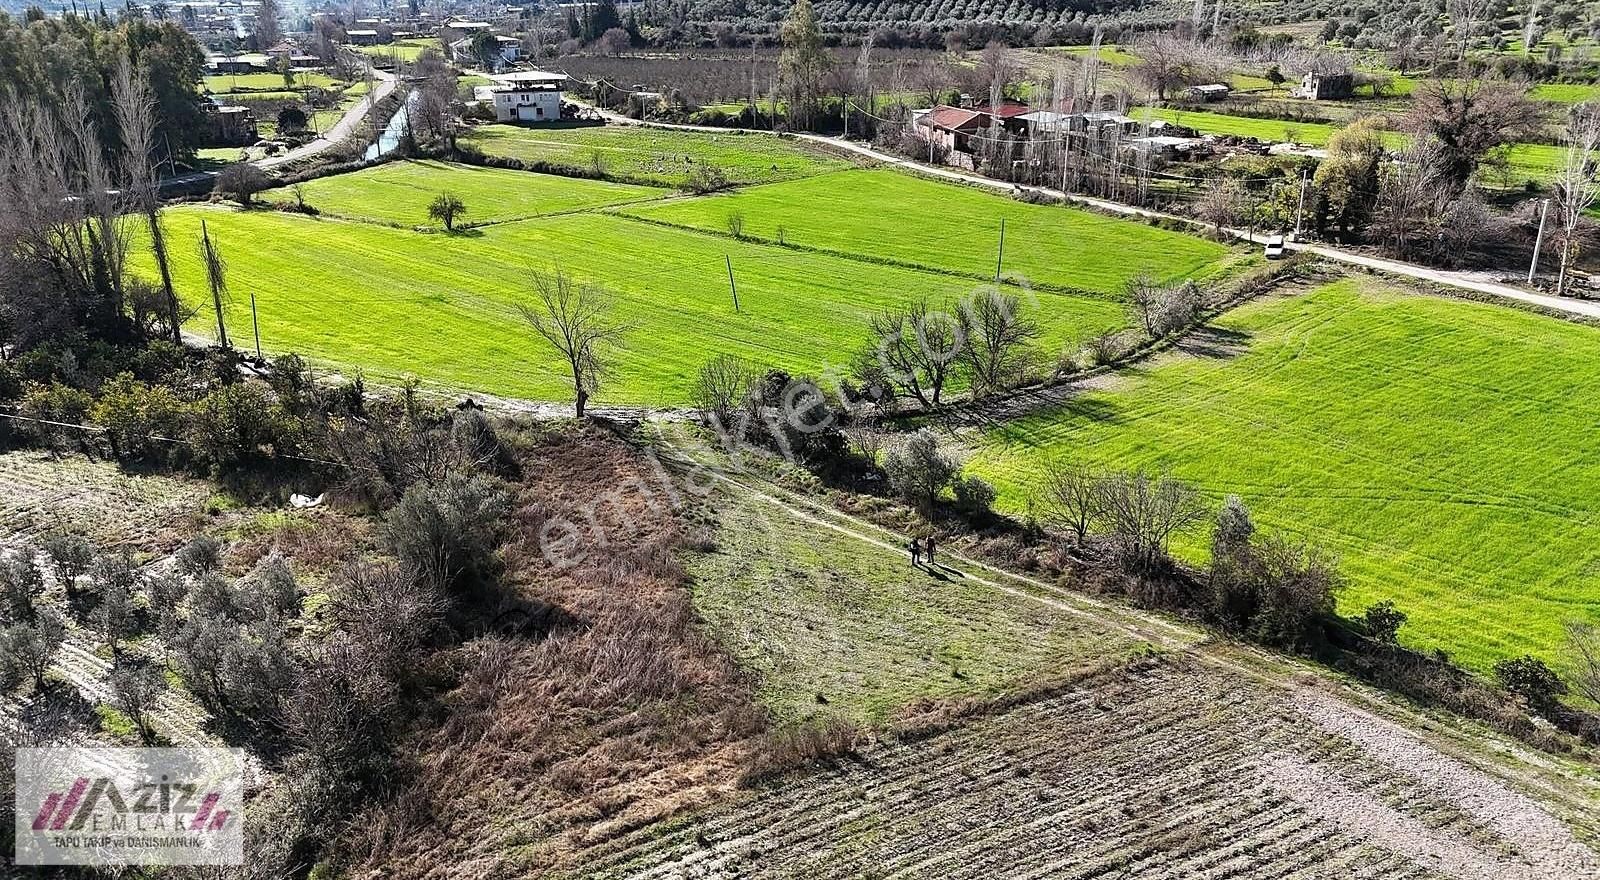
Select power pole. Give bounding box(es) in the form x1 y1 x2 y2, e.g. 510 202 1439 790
725 254 740 313
1292 169 1309 241
249 289 262 359
995 218 1006 285
1529 197 1550 285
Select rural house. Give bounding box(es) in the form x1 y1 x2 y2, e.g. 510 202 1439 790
478 70 567 123
1293 72 1355 100
1188 83 1232 101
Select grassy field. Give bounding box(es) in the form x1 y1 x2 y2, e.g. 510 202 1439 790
133 202 1129 402
358 39 436 62
625 167 1233 293
1532 82 1600 104
203 72 337 93
968 278 1600 673
260 160 665 227
458 123 853 186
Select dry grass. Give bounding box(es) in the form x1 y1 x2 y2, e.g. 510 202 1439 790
341 428 768 878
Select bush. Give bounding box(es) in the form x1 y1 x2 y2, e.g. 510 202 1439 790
953 474 997 515
92 374 190 462
18 382 93 452
188 383 298 473
679 163 730 194
882 429 961 509
1495 655 1567 713
1247 535 1339 650
384 473 510 595
1360 600 1407 644
176 535 223 577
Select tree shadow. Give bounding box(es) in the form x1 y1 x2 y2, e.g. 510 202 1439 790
1174 325 1252 360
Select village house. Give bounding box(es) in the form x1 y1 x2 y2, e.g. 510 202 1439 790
345 29 386 46
475 70 567 123
1293 72 1354 100
205 104 258 145
1188 83 1231 102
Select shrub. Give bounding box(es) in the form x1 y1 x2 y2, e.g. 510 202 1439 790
18 382 93 452
176 535 223 577
0 553 44 622
384 473 510 595
188 382 297 473
1095 471 1207 576
953 474 997 515
1495 655 1567 713
1247 535 1339 649
882 429 961 509
1361 600 1407 644
41 532 93 601
692 353 758 434
679 163 730 194
92 374 190 462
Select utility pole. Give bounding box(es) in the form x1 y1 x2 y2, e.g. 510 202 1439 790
995 218 1006 285
249 290 262 359
1529 197 1550 285
1292 169 1309 242
725 254 740 313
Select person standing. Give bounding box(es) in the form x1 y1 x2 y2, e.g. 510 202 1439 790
908 537 921 567
925 535 937 566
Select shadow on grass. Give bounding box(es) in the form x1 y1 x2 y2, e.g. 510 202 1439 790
1173 325 1252 360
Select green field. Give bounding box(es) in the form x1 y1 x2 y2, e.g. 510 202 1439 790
459 123 853 186
261 160 665 227
204 72 337 93
1532 82 1600 104
134 204 1128 402
968 278 1600 673
625 168 1233 293
358 39 437 62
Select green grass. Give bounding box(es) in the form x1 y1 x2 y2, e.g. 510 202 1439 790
260 160 665 227
1142 107 1344 145
459 123 853 187
204 72 337 93
967 278 1600 674
624 168 1232 294
133 203 1128 402
1048 43 1141 68
358 39 436 62
684 469 1150 724
1531 83 1600 104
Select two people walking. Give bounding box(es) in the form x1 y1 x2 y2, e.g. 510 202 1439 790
908 535 939 568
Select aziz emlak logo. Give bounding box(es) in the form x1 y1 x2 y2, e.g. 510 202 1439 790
15 747 244 866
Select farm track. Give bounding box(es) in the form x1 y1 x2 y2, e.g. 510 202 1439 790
594 428 1600 878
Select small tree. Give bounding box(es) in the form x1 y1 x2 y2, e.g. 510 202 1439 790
860 299 963 408
2 613 64 691
90 552 137 655
1563 621 1600 707
881 429 960 509
385 473 510 594
276 105 308 132
726 211 745 239
110 662 167 745
1096 471 1208 574
214 162 273 207
519 269 628 419
428 192 467 231
1361 600 1407 644
1553 104 1600 295
693 353 758 434
958 288 1039 397
1208 495 1259 628
41 532 93 601
0 552 44 622
1040 462 1102 546
1495 655 1567 714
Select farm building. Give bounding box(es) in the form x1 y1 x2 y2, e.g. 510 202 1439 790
1188 83 1231 102
1294 72 1355 100
478 70 567 123
345 29 386 45
914 106 988 156
205 105 258 145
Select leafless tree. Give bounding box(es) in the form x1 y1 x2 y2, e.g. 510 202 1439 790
198 220 231 349
958 288 1039 397
1196 177 1246 237
1041 462 1103 545
862 299 964 407
215 162 273 206
841 417 885 462
112 58 182 343
1445 0 1494 60
693 353 758 434
1130 32 1222 101
1565 620 1600 706
1374 133 1453 258
1095 470 1208 574
1404 79 1545 188
1553 104 1600 295
519 269 628 418
1125 271 1166 337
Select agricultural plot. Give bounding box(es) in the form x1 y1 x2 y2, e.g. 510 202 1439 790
681 468 1170 725
133 205 1127 403
624 167 1234 293
458 123 853 186
587 656 1600 879
203 72 337 93
260 160 666 227
1532 82 1600 104
968 278 1600 673
358 39 437 62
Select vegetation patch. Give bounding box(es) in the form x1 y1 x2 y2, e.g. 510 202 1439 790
968 278 1600 673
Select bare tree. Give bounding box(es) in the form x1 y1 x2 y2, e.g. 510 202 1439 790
428 192 466 231
1404 79 1545 188
112 58 182 343
861 299 964 408
958 288 1040 397
1095 470 1208 574
693 353 758 433
198 220 230 349
1130 33 1221 101
1125 271 1166 337
1374 133 1452 258
215 162 273 206
1445 0 1494 60
1196 177 1246 237
1553 103 1600 295
1041 462 1103 545
1565 620 1600 706
519 269 628 418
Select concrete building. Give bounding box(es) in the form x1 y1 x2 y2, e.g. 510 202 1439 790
1293 72 1355 100
477 70 567 123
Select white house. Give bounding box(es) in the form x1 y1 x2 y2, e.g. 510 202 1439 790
476 71 567 123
